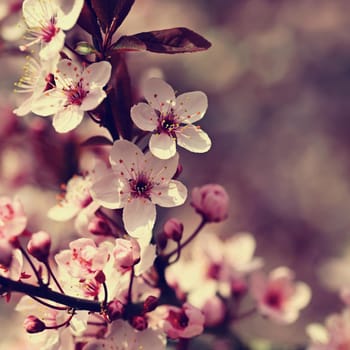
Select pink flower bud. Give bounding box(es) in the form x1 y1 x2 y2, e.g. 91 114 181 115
0 239 13 268
88 216 113 236
107 299 125 321
113 238 140 272
27 231 51 262
130 315 148 331
163 218 183 242
201 296 226 327
24 315 46 333
94 270 106 284
191 184 229 222
157 232 168 250
143 296 159 313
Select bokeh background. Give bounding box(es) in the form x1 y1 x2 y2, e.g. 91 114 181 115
1 0 350 348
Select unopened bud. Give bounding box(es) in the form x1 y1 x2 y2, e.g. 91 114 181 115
143 296 159 313
107 299 125 321
94 270 106 284
24 315 46 333
130 315 148 331
88 216 113 236
163 218 183 242
75 41 95 55
0 239 13 268
191 184 229 222
27 231 51 262
156 232 168 250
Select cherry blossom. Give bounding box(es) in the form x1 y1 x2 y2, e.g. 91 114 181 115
0 196 27 243
307 309 350 350
14 55 58 117
31 59 112 133
83 319 166 350
250 266 311 324
91 140 187 238
20 0 84 60
48 174 100 234
131 78 211 159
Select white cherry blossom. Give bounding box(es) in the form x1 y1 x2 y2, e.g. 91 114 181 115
20 0 84 60
131 78 211 159
91 140 187 238
31 59 112 133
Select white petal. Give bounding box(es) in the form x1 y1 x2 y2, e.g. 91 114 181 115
80 88 106 111
175 91 208 123
176 124 211 153
22 0 57 27
151 180 187 208
149 133 177 159
48 203 79 221
52 106 84 133
123 198 156 237
143 78 175 114
31 90 64 116
82 61 112 88
130 102 158 131
145 151 179 183
39 30 65 60
56 59 83 87
13 96 34 116
58 0 84 30
109 140 144 175
90 174 127 209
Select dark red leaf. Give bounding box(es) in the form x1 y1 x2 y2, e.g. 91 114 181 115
77 1 102 39
91 0 134 34
112 27 211 54
81 136 113 147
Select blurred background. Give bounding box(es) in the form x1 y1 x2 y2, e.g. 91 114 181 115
1 0 350 348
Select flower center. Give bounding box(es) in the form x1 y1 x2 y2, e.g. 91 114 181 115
167 310 189 330
129 174 153 199
64 81 88 106
41 17 59 43
264 290 283 309
158 110 179 136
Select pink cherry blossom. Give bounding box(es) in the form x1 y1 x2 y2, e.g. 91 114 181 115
31 59 112 133
250 266 311 324
307 309 350 350
0 196 27 243
83 319 166 350
113 238 141 273
161 303 205 339
131 78 211 159
20 0 84 60
48 174 100 234
91 140 187 238
55 238 111 280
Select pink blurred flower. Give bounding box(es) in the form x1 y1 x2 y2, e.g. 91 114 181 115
250 266 311 324
20 0 84 60
191 184 229 222
161 303 204 339
0 196 27 243
91 140 187 238
113 238 141 272
131 78 211 159
27 231 51 263
31 59 111 133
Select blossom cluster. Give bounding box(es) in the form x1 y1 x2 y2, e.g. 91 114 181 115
0 0 316 350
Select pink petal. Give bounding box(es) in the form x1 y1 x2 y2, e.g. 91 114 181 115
123 198 156 237
131 102 158 131
56 59 83 86
80 89 106 111
176 124 211 153
52 106 84 133
144 151 179 183
151 180 187 208
175 91 208 124
143 78 175 114
149 133 177 159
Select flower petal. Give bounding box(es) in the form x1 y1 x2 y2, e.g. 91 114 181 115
175 91 208 124
145 151 179 183
90 173 127 209
48 203 79 221
151 180 187 208
80 88 106 111
123 198 156 237
59 0 84 30
55 59 83 88
39 30 65 60
143 78 175 114
82 61 112 88
52 106 84 133
109 140 145 175
149 133 177 159
130 102 158 131
176 124 211 153
31 90 64 116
